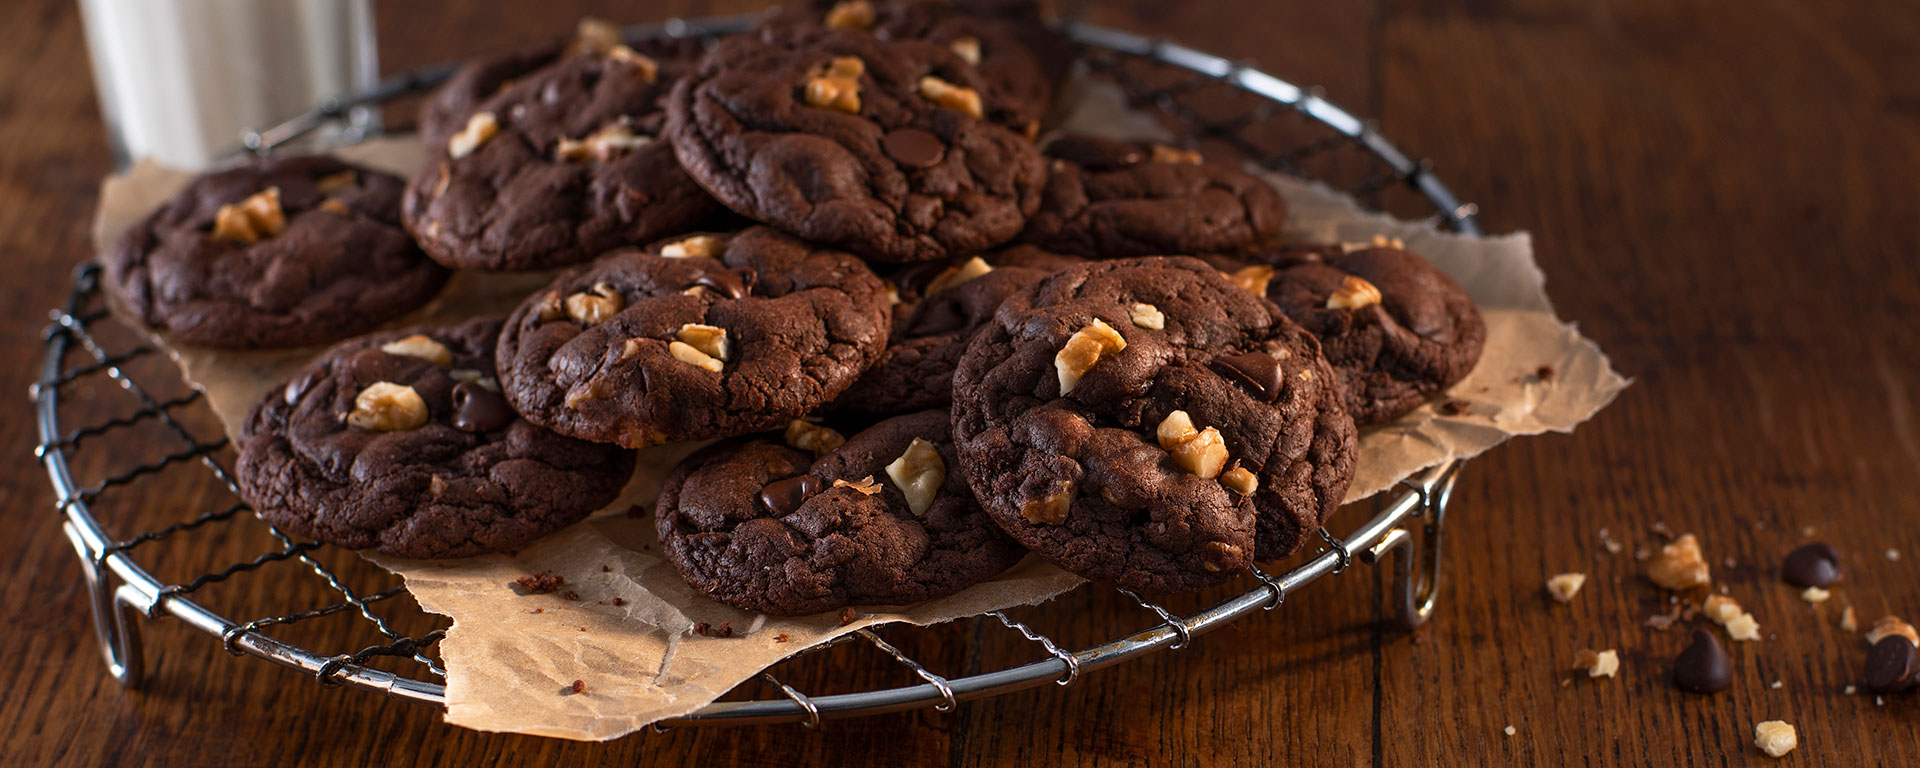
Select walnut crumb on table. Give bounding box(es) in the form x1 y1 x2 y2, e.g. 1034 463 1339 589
1546 573 1587 603
1572 649 1619 678
1753 721 1797 758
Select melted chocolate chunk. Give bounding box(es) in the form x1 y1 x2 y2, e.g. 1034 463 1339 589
759 474 823 515
284 369 324 405
1865 636 1919 693
451 381 515 433
688 267 754 300
1672 628 1732 693
881 128 946 168
1781 542 1840 588
1212 351 1284 401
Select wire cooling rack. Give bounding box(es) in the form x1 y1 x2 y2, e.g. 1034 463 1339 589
34 15 1479 728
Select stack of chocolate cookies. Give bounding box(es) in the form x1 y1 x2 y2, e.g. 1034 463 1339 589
105 2 1486 615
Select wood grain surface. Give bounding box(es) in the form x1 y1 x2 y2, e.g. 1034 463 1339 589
4 0 1918 765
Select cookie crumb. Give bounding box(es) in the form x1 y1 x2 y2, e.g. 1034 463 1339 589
577 626 587 632
611 597 626 607
1800 586 1830 603
1597 527 1624 555
601 565 612 572
514 571 566 594
532 607 544 614
840 607 858 626
1546 573 1587 603
1645 604 1682 631
775 633 790 643
1535 365 1554 382
1840 605 1858 632
1572 648 1619 678
1503 725 1516 737
693 621 734 638
1800 525 1815 538
1438 400 1469 416
1889 548 1902 561
561 590 581 601
1753 720 1797 758
570 679 586 694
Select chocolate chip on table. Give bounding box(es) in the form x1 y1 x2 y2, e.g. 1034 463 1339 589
1780 542 1840 588
1864 636 1920 694
1673 628 1733 693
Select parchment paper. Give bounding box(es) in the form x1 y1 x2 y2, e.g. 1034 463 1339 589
92 77 1626 740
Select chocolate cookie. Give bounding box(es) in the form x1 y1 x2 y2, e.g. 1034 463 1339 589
236 317 636 559
834 246 1081 414
666 29 1047 262
951 257 1357 592
658 410 1026 615
495 227 891 447
417 19 710 148
771 0 1069 133
403 35 720 271
1019 134 1286 259
1237 241 1485 425
105 155 448 349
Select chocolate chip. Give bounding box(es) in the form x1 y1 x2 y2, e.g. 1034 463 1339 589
284 369 323 405
1865 636 1919 693
1212 351 1284 401
1781 542 1840 588
450 381 514 433
1673 628 1732 693
688 267 753 300
760 474 823 515
881 128 945 168
1044 134 1143 171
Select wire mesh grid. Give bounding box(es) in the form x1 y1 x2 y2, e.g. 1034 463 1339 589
33 15 1475 728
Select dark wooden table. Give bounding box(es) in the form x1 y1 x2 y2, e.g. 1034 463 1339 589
5 1 1918 765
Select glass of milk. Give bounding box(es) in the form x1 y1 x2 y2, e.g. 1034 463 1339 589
78 0 378 169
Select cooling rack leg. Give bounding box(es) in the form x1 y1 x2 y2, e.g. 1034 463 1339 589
1361 468 1457 630
65 521 146 687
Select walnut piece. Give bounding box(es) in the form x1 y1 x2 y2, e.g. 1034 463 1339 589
1726 612 1762 642
1840 605 1859 632
785 420 846 456
660 234 725 259
346 382 427 432
317 198 351 216
1800 586 1830 603
315 170 358 193
556 118 652 162
605 45 658 83
923 256 993 297
949 36 981 65
1546 572 1587 603
1344 233 1407 252
1156 410 1229 479
825 0 875 30
1019 491 1069 525
1753 721 1797 758
832 475 883 495
572 18 621 53
1199 541 1243 573
1326 274 1384 310
211 187 286 245
884 437 946 516
1702 593 1744 625
675 323 729 362
449 111 499 159
806 56 865 113
1646 533 1711 590
1149 144 1203 164
1128 303 1165 330
449 368 499 392
1054 319 1127 394
1228 264 1273 296
564 282 623 326
918 76 983 119
1867 615 1919 647
1220 464 1258 495
1572 648 1619 678
380 334 452 365
668 341 722 372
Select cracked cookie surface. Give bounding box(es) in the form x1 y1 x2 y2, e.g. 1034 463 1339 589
107 154 447 349
404 41 720 270
658 410 1025 615
951 257 1356 592
237 317 636 559
1019 134 1285 259
666 29 1046 262
1232 243 1486 425
495 227 891 447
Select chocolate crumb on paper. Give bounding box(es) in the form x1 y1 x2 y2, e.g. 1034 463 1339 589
570 679 586 695
514 571 566 595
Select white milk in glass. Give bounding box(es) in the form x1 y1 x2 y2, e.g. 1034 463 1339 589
79 0 377 169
